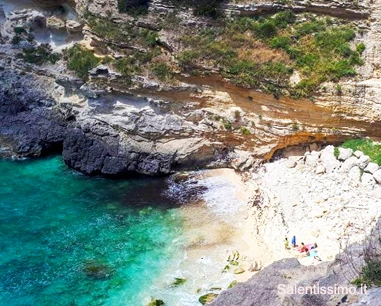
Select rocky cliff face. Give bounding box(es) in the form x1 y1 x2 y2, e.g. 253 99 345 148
69 0 381 158
0 69 68 157
1 0 381 177
0 65 232 176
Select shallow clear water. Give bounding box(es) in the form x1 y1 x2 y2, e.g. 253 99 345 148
0 156 183 306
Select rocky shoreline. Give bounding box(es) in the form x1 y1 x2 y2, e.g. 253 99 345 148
209 145 381 305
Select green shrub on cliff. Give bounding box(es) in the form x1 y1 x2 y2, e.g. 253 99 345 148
356 43 366 54
85 16 158 48
255 20 277 38
19 44 60 65
172 0 224 18
178 11 364 98
341 139 381 165
65 45 100 80
151 63 173 80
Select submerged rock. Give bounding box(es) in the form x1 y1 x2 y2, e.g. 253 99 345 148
170 278 186 287
82 262 115 280
199 293 218 305
147 298 165 306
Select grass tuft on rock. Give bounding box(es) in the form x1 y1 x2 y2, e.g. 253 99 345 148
178 11 364 98
353 260 381 287
334 147 340 159
19 44 60 65
65 45 100 80
341 139 381 165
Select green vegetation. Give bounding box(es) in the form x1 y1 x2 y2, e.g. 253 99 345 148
199 293 218 305
336 84 343 95
228 280 237 289
334 147 340 159
11 35 22 45
353 261 381 287
223 121 232 131
82 9 364 96
65 45 100 80
12 27 34 45
18 44 60 65
113 56 141 77
170 0 224 18
341 139 381 165
85 16 158 47
152 62 173 80
356 42 366 54
241 127 251 135
291 122 299 131
147 298 165 306
111 48 161 82
170 278 187 287
362 260 381 286
14 26 27 35
178 11 364 97
271 18 362 97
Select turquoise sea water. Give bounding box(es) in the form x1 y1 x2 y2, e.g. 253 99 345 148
0 156 183 306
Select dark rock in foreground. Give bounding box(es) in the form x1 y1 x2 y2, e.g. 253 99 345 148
0 68 231 176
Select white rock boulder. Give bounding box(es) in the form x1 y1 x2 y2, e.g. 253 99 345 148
348 166 361 183
320 145 340 173
365 162 379 174
338 147 353 161
362 173 376 186
286 159 297 168
373 169 381 184
306 154 319 167
354 150 364 158
315 164 326 174
358 155 370 169
340 156 359 173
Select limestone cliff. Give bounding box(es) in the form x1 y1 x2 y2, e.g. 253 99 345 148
1 0 381 176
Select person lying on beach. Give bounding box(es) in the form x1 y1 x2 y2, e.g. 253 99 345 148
299 242 308 253
309 248 322 261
